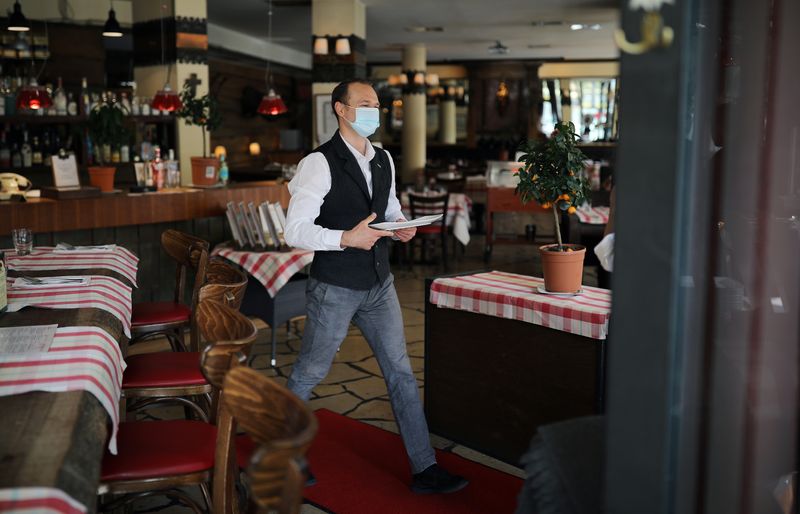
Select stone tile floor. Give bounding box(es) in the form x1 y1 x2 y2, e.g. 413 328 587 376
127 234 600 513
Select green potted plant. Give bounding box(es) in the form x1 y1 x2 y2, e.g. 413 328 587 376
177 85 222 186
516 121 591 293
87 100 129 192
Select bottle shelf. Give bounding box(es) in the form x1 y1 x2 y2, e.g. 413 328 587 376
0 114 176 125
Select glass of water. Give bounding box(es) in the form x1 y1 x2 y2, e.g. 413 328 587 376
11 228 33 256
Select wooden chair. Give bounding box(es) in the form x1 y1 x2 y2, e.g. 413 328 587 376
407 192 451 269
122 299 257 422
130 229 210 352
434 173 467 194
210 366 317 514
98 342 249 513
200 258 248 311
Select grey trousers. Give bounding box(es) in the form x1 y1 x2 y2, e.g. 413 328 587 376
287 274 437 474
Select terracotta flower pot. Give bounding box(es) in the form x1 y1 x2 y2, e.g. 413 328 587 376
87 166 116 192
191 157 220 186
539 244 586 293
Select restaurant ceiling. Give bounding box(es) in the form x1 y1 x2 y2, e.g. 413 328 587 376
207 0 619 63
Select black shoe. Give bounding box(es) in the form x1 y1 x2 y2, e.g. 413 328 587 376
305 468 317 487
411 464 469 494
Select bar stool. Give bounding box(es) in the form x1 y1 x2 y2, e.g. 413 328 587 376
208 366 317 514
98 342 249 513
130 230 210 353
122 295 255 422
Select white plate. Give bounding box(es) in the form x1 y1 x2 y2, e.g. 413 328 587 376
369 214 444 231
536 285 584 297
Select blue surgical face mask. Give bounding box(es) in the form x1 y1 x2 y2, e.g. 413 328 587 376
342 105 380 137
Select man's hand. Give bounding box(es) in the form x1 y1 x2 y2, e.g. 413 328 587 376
341 213 394 250
393 218 416 243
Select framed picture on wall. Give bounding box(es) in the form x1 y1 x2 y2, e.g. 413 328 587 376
314 94 339 145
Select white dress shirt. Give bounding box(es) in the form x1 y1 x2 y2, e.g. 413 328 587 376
284 133 404 251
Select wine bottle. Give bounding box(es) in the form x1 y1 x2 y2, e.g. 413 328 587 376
31 135 42 165
20 130 31 168
54 77 67 116
0 130 10 168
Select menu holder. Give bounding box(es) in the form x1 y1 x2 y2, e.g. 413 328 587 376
41 153 101 199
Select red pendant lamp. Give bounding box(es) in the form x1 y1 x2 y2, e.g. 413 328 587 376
151 4 182 113
257 0 287 117
17 78 52 111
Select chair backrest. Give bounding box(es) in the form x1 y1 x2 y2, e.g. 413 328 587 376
199 258 248 311
408 192 449 228
224 367 318 514
196 299 258 356
161 229 210 305
434 173 466 193
199 343 250 514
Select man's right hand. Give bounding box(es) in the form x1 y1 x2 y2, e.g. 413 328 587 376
340 213 394 250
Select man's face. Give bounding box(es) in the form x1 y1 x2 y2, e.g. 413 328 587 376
335 82 379 123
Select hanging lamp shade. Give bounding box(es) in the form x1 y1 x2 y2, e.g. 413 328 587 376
17 79 52 110
102 8 123 37
258 88 288 116
151 84 182 112
7 1 29 32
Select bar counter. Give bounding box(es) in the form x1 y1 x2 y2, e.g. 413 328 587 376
0 181 289 236
0 182 289 302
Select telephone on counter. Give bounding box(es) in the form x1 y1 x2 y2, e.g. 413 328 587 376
0 173 32 201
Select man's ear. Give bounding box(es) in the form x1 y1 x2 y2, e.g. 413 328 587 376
334 101 344 118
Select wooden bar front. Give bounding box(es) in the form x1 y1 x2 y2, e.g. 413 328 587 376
424 277 605 464
0 181 289 236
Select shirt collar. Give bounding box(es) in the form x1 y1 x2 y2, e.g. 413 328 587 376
339 132 375 163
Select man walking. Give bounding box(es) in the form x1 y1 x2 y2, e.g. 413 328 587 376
284 79 467 494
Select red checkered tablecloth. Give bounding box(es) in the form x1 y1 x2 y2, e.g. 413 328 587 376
0 326 126 454
6 247 139 287
575 205 610 225
0 487 87 514
213 247 314 297
430 271 611 340
400 192 473 245
5 276 134 338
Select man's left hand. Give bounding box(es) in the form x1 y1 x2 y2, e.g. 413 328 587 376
394 219 416 242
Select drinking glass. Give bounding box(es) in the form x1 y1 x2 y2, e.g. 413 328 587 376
12 228 33 256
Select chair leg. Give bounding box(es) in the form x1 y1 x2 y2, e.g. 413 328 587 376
199 482 212 513
441 233 449 270
271 326 277 367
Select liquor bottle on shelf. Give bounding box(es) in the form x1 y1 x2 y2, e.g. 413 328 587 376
42 129 51 166
20 131 31 168
11 141 21 168
54 77 67 116
85 134 94 166
45 83 57 116
151 146 165 190
166 148 179 188
131 95 140 116
0 131 10 168
80 77 91 115
219 155 229 186
120 140 130 164
67 92 77 116
31 135 42 166
120 92 131 115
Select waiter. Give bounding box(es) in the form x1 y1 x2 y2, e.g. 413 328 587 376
284 79 467 494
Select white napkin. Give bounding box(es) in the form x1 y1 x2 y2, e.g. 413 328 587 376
13 276 91 288
594 233 615 272
55 243 117 253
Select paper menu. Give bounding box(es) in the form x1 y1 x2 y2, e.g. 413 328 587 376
0 324 58 354
51 154 80 188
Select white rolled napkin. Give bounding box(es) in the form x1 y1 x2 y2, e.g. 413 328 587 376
594 233 615 272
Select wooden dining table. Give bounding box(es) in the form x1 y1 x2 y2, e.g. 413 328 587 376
0 246 138 513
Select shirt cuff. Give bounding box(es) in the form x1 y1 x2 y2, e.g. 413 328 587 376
323 229 345 251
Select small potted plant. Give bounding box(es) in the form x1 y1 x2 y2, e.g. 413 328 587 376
87 99 129 192
516 121 591 293
177 85 222 186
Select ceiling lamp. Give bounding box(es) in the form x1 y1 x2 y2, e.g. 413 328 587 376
426 73 439 87
102 3 123 38
7 1 29 32
151 3 182 112
335 36 351 55
17 78 52 110
313 36 328 55
258 0 287 117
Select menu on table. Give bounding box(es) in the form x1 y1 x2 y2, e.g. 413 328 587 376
0 324 58 354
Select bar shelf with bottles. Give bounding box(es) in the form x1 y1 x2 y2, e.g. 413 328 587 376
0 76 177 187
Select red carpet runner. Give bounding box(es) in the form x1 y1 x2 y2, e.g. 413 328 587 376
304 409 523 514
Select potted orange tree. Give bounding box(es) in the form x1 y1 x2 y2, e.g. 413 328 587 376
87 99 129 192
516 121 591 293
177 85 222 186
